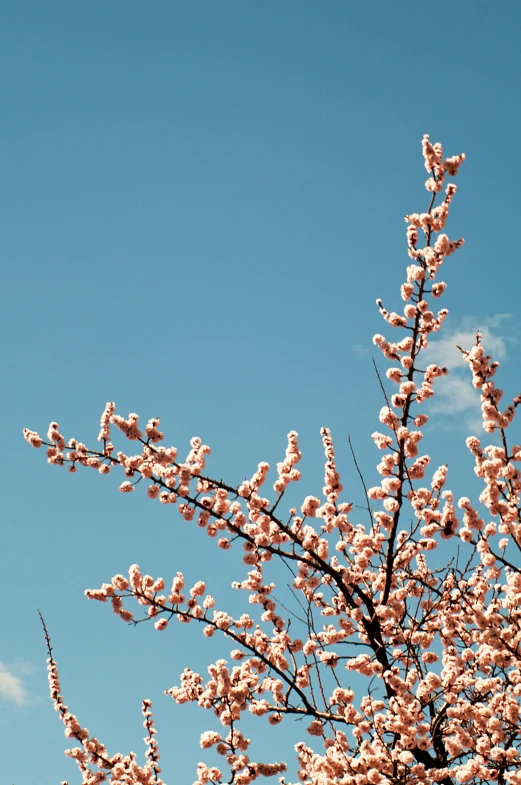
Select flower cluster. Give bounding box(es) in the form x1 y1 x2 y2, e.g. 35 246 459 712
29 136 521 785
39 612 164 785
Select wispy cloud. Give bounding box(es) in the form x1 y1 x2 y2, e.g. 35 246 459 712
422 314 513 431
357 313 514 432
422 315 510 369
354 343 371 355
0 662 30 706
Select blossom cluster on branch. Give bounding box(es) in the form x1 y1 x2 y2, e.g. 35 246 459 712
25 135 521 785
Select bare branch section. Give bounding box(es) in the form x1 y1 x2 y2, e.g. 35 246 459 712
26 136 521 785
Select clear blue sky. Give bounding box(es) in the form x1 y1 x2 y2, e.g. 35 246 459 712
2 2 521 783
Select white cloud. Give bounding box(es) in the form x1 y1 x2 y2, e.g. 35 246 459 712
422 318 509 370
422 314 513 431
431 376 479 415
0 661 29 706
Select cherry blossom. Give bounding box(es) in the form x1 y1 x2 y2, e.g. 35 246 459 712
27 136 521 785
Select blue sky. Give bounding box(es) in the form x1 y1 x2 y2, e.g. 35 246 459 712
2 1 521 783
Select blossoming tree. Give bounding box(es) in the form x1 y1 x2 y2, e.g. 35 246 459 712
24 136 521 785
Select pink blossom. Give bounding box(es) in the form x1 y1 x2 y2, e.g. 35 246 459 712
301 496 320 517
30 138 521 785
23 427 43 448
119 481 135 493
